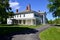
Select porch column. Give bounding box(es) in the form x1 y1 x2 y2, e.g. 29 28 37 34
18 20 19 24
21 20 23 24
43 14 46 24
35 19 36 25
31 19 33 25
41 19 42 24
26 20 27 25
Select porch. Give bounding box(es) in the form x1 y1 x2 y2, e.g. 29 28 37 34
12 19 36 25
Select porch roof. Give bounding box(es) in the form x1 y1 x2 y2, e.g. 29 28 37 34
10 18 36 20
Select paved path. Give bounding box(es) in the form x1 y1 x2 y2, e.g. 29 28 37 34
11 25 51 40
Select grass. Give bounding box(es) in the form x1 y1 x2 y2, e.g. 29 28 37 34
39 26 60 40
0 24 43 28
0 27 38 36
0 24 43 35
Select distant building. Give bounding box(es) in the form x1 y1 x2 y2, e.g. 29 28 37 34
7 4 46 25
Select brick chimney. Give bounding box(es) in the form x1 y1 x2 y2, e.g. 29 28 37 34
26 4 31 11
16 9 18 13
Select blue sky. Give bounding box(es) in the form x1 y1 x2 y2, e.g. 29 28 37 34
9 0 55 20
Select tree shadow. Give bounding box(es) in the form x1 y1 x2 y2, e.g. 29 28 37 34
0 27 38 40
52 24 60 27
55 25 60 26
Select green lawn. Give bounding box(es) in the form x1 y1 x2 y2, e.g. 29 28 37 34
40 26 60 40
0 24 43 35
0 24 43 28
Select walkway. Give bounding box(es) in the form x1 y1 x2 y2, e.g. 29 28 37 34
11 25 51 40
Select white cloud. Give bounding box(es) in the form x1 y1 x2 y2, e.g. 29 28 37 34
9 1 20 10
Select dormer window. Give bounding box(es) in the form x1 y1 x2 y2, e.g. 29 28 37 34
15 15 16 18
20 15 21 17
24 14 25 17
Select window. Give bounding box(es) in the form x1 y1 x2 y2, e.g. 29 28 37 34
18 15 20 17
24 14 25 17
34 14 38 17
34 14 40 17
15 15 16 18
16 15 19 18
17 15 18 17
16 15 17 18
20 15 21 17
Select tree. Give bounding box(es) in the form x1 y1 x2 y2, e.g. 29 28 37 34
0 0 13 24
47 0 60 17
53 18 60 24
48 20 53 24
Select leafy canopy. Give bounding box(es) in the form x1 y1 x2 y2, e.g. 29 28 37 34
48 0 60 17
0 0 13 24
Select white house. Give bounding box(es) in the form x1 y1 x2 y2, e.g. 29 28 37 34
7 4 46 25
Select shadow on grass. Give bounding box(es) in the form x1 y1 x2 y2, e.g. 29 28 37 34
55 25 60 26
53 24 60 27
0 27 38 40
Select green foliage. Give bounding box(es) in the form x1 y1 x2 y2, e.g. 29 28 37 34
40 27 60 40
53 18 60 24
47 18 60 25
48 0 60 17
48 20 53 24
0 0 13 24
